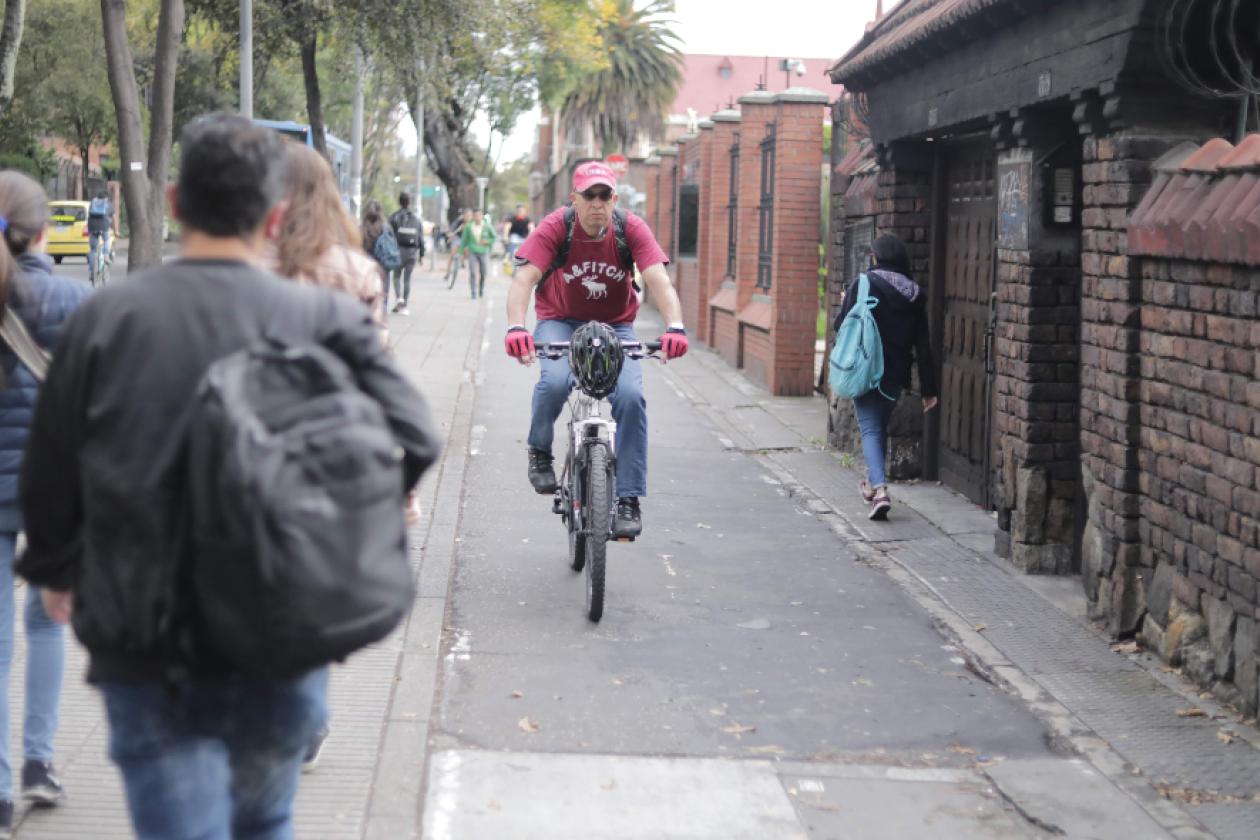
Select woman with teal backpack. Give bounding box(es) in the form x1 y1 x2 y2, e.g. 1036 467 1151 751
834 234 938 521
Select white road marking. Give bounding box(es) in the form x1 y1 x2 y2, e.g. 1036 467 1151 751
661 554 677 577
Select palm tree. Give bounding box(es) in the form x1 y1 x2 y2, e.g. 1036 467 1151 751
561 0 683 153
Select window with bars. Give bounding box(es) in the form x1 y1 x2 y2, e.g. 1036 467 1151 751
756 124 776 291
725 138 740 278
843 218 875 293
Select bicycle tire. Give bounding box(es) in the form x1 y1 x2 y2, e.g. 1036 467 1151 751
445 256 459 290
584 443 611 622
566 451 586 572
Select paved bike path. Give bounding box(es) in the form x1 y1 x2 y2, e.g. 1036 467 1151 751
423 275 1082 838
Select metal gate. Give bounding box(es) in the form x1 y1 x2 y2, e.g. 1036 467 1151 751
939 144 996 507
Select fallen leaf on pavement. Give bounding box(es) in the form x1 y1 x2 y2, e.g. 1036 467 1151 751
1111 641 1140 654
518 716 540 733
948 744 977 756
1175 708 1206 718
1216 730 1235 745
487 800 501 811
600 779 616 791
510 690 523 699
722 723 756 735
973 623 988 632
748 745 785 755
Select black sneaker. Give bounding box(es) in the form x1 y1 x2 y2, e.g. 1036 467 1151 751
21 759 63 806
0 799 11 839
527 448 557 494
613 497 642 539
301 726 329 773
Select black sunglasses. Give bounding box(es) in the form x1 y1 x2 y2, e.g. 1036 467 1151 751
580 188 614 202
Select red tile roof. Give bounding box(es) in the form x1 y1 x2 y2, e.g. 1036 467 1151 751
1129 134 1260 267
672 54 834 118
829 0 1017 82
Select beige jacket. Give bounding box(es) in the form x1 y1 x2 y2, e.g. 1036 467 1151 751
261 242 386 329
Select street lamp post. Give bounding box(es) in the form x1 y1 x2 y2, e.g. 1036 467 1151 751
239 0 253 117
475 176 489 212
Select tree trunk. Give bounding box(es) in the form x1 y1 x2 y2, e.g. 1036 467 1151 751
0 0 25 117
99 0 182 268
100 0 152 267
146 0 184 253
423 104 477 224
79 145 90 200
299 29 326 157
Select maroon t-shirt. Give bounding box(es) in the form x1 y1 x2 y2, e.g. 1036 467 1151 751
517 208 669 324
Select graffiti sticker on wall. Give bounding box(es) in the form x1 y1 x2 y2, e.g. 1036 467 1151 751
997 150 1032 250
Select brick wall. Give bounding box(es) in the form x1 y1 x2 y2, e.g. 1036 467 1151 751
643 157 660 240
655 148 678 263
1133 257 1260 714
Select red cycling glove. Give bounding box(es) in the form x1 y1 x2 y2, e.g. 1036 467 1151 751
660 327 688 361
505 326 535 359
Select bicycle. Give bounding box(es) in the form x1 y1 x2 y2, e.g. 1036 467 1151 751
539 337 660 622
89 233 111 287
444 250 462 290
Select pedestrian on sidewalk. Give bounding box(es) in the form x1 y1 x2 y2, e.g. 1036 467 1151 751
835 233 938 521
0 171 90 838
361 199 396 310
267 144 385 331
388 193 425 315
15 113 440 839
459 208 496 299
264 143 425 771
504 161 689 539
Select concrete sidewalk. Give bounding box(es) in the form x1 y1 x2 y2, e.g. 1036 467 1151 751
6 267 480 839
650 315 1260 840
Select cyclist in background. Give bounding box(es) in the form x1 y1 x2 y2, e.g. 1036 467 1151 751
86 190 112 282
504 162 688 539
503 204 532 264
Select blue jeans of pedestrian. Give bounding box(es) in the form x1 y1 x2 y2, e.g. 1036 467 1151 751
528 319 647 498
852 387 901 488
0 531 64 800
99 668 328 840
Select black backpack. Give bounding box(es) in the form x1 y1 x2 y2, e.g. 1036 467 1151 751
184 340 413 678
391 209 424 254
540 206 637 288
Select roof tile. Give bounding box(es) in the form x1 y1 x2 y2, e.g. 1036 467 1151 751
1218 134 1260 172
1180 138 1234 174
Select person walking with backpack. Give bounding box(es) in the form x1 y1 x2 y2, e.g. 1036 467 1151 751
16 113 440 839
459 208 496 299
0 171 90 839
505 161 688 539
833 233 938 521
362 199 401 311
388 193 425 315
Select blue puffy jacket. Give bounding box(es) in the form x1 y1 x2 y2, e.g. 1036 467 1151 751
0 253 90 531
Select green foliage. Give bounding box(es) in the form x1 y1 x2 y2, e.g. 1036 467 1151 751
0 151 52 181
561 0 682 152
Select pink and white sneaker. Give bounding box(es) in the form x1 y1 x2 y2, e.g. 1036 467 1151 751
868 487 891 521
859 480 876 504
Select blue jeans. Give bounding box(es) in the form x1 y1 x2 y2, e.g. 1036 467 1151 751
0 531 64 800
852 387 901 488
467 251 488 298
528 319 647 498
99 668 328 840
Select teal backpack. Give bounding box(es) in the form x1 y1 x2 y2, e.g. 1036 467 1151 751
829 273 894 400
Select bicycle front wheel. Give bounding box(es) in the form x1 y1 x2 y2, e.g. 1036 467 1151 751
583 443 611 622
446 257 459 290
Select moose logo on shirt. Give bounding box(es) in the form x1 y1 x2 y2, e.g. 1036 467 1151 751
561 261 629 300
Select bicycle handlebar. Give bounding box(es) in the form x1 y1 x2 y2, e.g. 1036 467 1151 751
539 340 662 361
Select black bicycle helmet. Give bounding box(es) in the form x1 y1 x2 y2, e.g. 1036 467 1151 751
569 321 623 398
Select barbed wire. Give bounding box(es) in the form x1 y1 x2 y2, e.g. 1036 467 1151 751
1159 0 1260 98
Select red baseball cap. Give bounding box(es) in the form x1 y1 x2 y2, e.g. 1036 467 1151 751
572 161 618 193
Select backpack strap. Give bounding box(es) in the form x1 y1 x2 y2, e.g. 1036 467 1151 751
539 206 577 286
0 307 50 382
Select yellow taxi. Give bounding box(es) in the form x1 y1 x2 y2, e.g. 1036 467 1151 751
47 201 91 264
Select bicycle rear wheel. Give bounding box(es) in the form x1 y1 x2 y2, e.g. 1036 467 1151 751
445 256 459 290
583 443 611 622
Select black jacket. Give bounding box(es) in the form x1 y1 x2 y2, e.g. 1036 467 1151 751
836 268 938 398
16 259 442 682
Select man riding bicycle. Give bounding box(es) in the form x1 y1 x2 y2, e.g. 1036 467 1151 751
86 190 113 280
505 162 688 539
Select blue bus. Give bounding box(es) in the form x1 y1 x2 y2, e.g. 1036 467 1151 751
254 119 353 207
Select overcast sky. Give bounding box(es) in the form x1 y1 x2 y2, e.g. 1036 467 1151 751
401 0 879 165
